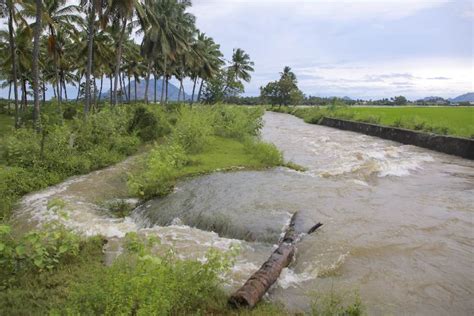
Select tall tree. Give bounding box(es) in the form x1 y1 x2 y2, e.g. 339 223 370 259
225 48 254 93
32 0 42 130
4 0 23 127
107 0 144 106
81 0 103 116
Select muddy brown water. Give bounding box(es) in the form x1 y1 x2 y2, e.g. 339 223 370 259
14 111 474 315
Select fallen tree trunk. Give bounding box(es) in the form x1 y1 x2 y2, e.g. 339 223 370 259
229 213 322 309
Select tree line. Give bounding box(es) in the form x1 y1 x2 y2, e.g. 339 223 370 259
0 0 255 129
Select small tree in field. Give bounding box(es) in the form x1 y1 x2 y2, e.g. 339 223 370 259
393 95 407 105
260 66 303 106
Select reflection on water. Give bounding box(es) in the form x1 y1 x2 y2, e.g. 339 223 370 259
14 111 474 315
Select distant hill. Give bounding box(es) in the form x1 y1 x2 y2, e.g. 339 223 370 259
449 92 474 102
102 79 190 101
421 96 446 102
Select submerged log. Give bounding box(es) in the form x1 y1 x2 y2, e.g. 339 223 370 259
229 213 322 309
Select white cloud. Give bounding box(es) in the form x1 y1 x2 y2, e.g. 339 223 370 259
293 57 473 99
191 0 451 22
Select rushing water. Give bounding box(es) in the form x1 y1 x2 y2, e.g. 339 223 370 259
14 111 474 315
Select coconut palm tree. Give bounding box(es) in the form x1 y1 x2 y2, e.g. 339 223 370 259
4 0 26 127
106 0 145 106
80 0 106 115
32 0 41 131
23 0 80 107
225 48 254 92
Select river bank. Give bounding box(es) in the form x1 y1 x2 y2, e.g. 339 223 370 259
270 106 474 159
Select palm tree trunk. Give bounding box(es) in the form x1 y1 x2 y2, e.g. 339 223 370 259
113 18 127 106
84 3 95 117
98 75 103 103
197 79 204 103
179 79 184 103
191 77 197 105
119 72 123 104
144 61 151 104
160 76 165 104
7 82 11 114
154 73 157 103
165 76 169 104
93 76 97 109
134 76 137 101
128 75 131 103
63 78 68 101
177 82 181 102
120 72 128 102
161 57 167 104
21 79 26 112
76 76 81 101
49 25 61 106
42 80 46 105
32 0 42 131
109 75 113 105
7 4 20 128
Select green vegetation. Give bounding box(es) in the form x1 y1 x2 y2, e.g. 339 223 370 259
260 66 304 106
272 106 474 138
0 104 160 220
0 223 362 315
128 106 283 199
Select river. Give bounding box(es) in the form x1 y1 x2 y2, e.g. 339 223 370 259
13 111 474 315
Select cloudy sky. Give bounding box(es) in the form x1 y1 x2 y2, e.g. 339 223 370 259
189 0 473 99
0 0 472 100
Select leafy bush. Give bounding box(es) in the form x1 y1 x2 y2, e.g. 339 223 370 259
244 138 283 166
63 234 235 315
128 105 171 141
128 143 188 198
173 107 213 153
63 106 77 120
0 166 60 220
212 105 264 139
0 224 80 288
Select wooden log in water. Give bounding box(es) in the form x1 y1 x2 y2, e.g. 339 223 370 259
228 213 322 309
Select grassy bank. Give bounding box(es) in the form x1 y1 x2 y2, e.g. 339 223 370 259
127 105 283 200
0 226 289 315
271 106 474 138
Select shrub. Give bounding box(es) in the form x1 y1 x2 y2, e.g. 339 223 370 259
173 107 213 153
63 106 77 120
63 235 235 315
127 143 188 198
128 105 171 142
244 138 283 166
212 105 264 139
0 224 81 288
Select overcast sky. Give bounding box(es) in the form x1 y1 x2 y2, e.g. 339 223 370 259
190 0 473 99
1 0 472 100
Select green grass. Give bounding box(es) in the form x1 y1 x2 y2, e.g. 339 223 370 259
0 114 14 164
273 106 474 138
339 107 474 137
0 114 14 136
177 136 274 177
